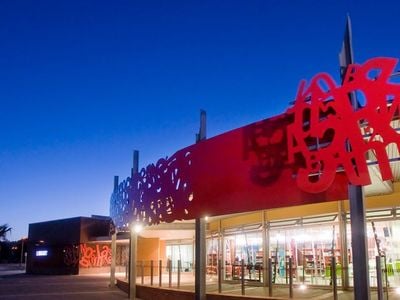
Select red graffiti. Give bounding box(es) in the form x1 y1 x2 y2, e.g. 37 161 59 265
79 244 112 268
287 57 400 193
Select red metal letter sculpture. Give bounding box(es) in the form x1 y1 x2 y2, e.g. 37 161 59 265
287 57 400 193
111 57 400 229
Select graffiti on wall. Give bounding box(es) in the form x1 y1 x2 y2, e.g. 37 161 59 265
63 243 112 268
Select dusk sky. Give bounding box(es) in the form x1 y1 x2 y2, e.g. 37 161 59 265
1 0 400 240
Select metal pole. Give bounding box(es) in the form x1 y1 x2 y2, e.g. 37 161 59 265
168 259 172 287
338 201 349 289
159 260 162 287
218 259 222 293
288 257 293 298
195 218 206 300
339 16 370 300
141 261 144 285
218 219 225 282
268 258 273 296
241 259 245 295
332 256 338 300
110 232 117 287
263 214 269 286
178 260 181 288
349 185 370 300
376 256 384 300
150 260 154 286
195 110 207 300
129 230 137 300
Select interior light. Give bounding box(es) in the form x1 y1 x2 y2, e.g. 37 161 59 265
205 216 209 221
395 287 400 295
299 284 307 290
36 250 48 257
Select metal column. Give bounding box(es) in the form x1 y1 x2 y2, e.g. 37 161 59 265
129 150 139 300
339 16 370 299
262 211 269 287
129 229 138 300
110 176 119 288
338 200 349 289
110 231 117 287
195 217 206 300
195 109 207 300
349 185 370 300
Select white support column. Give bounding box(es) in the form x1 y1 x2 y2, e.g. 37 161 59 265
129 229 138 300
195 217 206 300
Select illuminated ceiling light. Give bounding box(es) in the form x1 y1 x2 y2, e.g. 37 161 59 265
205 216 209 221
299 284 307 290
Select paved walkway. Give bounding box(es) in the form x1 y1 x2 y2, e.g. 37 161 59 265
0 267 128 299
1 265 400 299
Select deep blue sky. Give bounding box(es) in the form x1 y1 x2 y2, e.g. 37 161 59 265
1 0 399 240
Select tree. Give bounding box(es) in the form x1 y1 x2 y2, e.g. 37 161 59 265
0 224 11 241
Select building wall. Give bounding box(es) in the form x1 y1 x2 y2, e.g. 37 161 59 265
27 217 111 275
137 237 160 276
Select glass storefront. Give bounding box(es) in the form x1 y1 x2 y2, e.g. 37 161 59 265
204 207 400 288
223 229 263 281
166 243 193 272
269 215 339 286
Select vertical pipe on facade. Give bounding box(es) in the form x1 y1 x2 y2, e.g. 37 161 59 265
195 110 207 300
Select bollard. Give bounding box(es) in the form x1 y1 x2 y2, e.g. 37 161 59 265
141 261 144 285
376 256 384 300
150 260 154 286
288 257 293 298
332 256 338 300
218 259 222 293
168 259 172 288
268 258 273 297
177 260 181 288
159 260 162 287
241 259 245 295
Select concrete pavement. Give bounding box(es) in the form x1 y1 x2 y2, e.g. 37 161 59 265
0 268 128 299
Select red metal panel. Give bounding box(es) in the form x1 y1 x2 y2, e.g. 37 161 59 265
111 57 400 228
